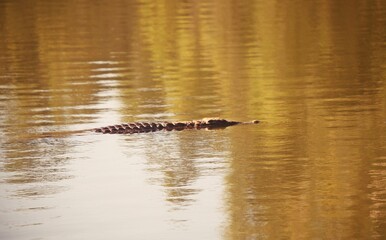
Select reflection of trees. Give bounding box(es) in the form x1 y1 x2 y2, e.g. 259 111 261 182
219 1 386 239
142 130 230 209
227 117 385 239
144 133 200 207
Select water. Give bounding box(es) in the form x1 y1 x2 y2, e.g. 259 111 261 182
1 1 386 239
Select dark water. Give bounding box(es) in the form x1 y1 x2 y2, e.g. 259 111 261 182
1 1 386 239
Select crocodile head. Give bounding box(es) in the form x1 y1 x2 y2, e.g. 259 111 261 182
201 118 240 127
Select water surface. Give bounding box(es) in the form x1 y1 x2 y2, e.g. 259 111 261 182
1 1 386 239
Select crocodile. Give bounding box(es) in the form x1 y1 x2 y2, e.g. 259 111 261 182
94 118 260 134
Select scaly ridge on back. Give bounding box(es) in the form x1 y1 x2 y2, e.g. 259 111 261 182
93 118 259 134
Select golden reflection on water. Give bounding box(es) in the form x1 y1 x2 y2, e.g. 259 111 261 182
0 0 386 239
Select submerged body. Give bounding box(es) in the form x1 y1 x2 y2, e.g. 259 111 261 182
94 118 259 134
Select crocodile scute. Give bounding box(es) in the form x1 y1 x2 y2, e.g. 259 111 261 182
93 118 259 134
